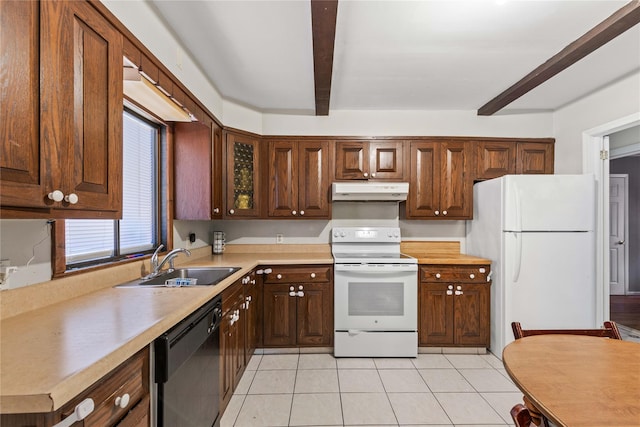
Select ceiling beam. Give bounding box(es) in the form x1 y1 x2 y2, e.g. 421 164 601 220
311 0 338 116
478 0 640 116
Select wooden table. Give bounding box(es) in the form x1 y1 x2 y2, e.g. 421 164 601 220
502 335 640 426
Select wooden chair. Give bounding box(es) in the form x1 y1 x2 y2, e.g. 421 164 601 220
511 320 622 340
509 321 622 426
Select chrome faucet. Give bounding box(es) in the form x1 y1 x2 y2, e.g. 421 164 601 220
145 245 191 279
154 248 191 275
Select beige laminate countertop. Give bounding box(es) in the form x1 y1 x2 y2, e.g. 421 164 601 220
0 250 332 414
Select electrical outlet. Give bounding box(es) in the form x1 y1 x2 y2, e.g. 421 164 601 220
276 234 284 244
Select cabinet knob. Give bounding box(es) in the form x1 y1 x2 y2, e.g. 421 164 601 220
435 273 441 279
442 210 448 216
213 207 220 214
292 210 297 216
455 290 463 295
448 285 454 290
289 291 296 297
300 210 305 216
363 172 369 177
64 193 79 204
456 285 462 290
264 268 273 274
371 172 376 178
229 209 235 215
290 286 295 291
310 273 316 278
277 274 282 279
114 393 130 409
434 210 440 216
297 291 304 297
446 290 453 295
48 190 64 202
479 268 486 273
298 285 303 290
469 274 475 279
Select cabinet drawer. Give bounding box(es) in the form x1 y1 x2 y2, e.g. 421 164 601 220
222 280 244 314
263 266 332 284
60 348 148 426
420 265 490 283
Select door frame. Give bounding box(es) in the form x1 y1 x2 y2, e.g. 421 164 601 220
582 112 640 325
609 174 629 295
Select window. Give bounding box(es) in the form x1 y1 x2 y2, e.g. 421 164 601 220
65 110 160 267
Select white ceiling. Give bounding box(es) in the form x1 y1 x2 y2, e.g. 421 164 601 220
147 0 640 115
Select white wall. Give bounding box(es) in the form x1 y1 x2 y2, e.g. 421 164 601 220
0 220 52 289
553 71 640 173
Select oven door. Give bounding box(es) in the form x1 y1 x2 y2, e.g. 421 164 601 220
334 263 417 331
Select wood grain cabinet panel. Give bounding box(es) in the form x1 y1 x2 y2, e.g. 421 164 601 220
268 140 331 218
262 265 334 347
475 141 516 180
419 265 490 347
516 142 554 174
335 141 405 180
407 141 471 219
220 280 246 412
1 1 123 217
174 122 212 220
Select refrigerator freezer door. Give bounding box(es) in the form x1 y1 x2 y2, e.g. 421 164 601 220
503 175 595 232
497 231 597 354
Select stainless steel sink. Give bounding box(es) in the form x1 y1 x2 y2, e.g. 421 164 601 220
116 267 241 287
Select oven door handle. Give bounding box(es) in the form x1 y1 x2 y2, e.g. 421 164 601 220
334 264 418 273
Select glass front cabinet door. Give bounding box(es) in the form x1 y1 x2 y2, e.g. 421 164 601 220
225 132 261 217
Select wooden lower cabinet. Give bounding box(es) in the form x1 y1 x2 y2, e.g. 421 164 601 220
419 265 491 347
220 279 245 412
0 348 150 427
243 270 262 362
262 265 333 347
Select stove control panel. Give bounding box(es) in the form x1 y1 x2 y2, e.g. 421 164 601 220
331 227 401 243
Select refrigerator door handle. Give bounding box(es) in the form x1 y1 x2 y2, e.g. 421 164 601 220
513 232 522 283
514 183 522 232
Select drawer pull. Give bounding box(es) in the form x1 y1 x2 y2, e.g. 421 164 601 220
479 268 486 273
114 393 130 409
469 274 475 279
435 273 441 279
277 274 282 279
310 273 316 278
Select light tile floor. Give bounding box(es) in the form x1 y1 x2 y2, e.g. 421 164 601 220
221 352 522 426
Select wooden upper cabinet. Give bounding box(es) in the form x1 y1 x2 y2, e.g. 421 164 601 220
268 140 331 218
174 122 212 220
335 141 405 180
407 141 472 219
42 0 123 215
226 132 261 218
1 1 123 217
0 0 43 209
475 141 516 180
516 142 554 174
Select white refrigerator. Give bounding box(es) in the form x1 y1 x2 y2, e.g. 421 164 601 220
466 174 597 357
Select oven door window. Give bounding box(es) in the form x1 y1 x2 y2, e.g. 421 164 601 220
349 281 404 316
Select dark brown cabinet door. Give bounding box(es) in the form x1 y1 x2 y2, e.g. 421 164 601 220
219 312 234 412
268 141 298 217
440 142 472 218
475 141 516 180
516 142 554 174
407 142 440 218
174 122 212 219
418 283 454 346
298 141 331 218
41 0 123 215
263 284 297 347
212 121 223 218
335 141 369 180
454 284 490 346
244 271 261 363
369 141 405 180
0 0 44 209
221 280 245 412
226 132 261 217
296 282 333 346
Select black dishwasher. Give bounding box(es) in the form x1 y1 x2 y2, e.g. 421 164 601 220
154 295 222 427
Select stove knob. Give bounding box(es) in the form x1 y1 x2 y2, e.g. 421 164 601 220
393 232 399 238
333 231 340 238
340 231 346 237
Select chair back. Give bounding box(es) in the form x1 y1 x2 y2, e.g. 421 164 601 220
511 321 622 340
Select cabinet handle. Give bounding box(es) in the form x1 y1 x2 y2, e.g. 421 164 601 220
469 274 475 279
251 279 256 284
297 291 304 297
434 210 440 216
48 190 64 202
371 172 376 178
292 210 297 216
114 393 130 409
435 273 441 279
298 285 303 290
64 193 79 204
310 273 316 278
479 268 486 273
300 210 305 216
455 290 463 295
264 268 272 274
446 290 453 295
229 209 235 215
246 296 252 302
447 285 454 290
456 285 462 290
442 210 448 216
289 291 296 297
213 207 220 214
277 274 282 279
363 172 369 177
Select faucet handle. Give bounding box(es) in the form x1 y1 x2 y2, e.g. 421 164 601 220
151 244 164 269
